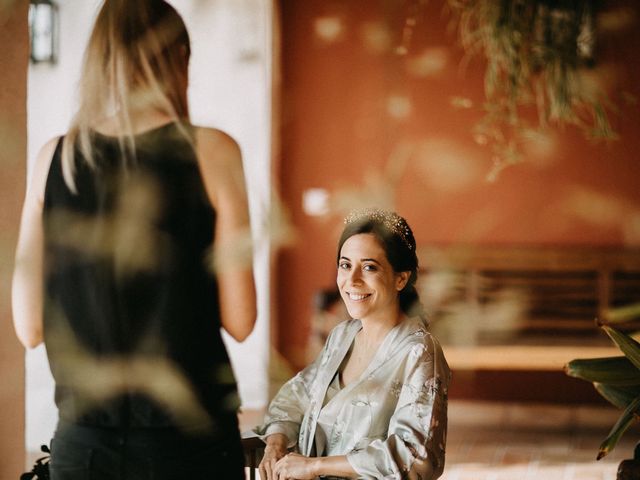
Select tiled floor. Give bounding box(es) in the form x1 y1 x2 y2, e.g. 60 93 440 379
442 401 635 480
242 401 637 480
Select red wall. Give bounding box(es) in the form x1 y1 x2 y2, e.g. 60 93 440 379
276 0 640 368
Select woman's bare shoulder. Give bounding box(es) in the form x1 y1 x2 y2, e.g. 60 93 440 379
192 126 241 161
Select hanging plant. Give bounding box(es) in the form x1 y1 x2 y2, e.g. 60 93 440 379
446 0 617 179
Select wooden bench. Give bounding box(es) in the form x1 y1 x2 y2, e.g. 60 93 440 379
416 245 640 402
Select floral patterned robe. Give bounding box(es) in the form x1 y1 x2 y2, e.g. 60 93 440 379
255 316 450 479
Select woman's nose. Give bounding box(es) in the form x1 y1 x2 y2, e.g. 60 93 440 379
348 267 362 283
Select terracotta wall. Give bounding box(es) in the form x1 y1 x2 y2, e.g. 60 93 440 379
0 0 28 475
276 0 640 368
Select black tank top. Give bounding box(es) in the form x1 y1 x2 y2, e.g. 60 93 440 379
43 123 239 432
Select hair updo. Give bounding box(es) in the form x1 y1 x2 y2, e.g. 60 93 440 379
337 209 424 318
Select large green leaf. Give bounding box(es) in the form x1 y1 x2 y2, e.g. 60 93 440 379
565 356 640 386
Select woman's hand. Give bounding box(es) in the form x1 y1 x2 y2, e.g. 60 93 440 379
259 434 289 480
273 453 318 480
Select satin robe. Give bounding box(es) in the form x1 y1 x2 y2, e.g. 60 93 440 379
255 317 450 479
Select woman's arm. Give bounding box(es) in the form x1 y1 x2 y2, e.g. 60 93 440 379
256 324 346 479
274 453 357 479
256 367 313 480
255 363 316 447
12 137 59 348
195 127 256 341
259 433 288 480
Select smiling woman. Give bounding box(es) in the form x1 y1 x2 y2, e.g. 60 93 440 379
255 209 450 480
337 234 410 326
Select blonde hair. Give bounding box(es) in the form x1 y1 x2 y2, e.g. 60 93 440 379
62 0 191 191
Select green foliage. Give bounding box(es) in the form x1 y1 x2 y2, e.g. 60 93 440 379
566 312 640 459
447 0 616 178
565 357 640 387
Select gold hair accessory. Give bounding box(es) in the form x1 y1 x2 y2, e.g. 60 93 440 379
344 208 414 250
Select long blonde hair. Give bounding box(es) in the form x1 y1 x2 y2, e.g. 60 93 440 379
62 0 191 191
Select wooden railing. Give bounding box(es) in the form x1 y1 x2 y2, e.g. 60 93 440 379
417 245 640 402
418 245 640 338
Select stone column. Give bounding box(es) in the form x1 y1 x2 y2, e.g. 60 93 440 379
0 0 28 476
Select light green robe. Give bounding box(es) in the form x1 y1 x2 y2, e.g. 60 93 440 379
255 317 450 479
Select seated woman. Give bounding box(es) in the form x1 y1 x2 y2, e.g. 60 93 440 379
256 209 450 480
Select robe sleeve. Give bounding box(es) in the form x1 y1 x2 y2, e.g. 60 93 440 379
254 327 338 449
347 335 450 480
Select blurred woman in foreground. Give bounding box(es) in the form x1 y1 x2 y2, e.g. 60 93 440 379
12 1 255 478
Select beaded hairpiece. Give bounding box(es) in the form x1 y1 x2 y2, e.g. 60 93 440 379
344 208 414 250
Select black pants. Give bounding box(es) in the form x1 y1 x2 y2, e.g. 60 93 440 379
50 421 245 480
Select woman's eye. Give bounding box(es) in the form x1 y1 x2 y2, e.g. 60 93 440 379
339 262 350 270
363 264 377 272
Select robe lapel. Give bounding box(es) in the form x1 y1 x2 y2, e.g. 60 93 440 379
302 320 361 456
329 318 420 401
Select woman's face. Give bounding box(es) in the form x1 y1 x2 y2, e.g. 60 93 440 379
337 233 408 323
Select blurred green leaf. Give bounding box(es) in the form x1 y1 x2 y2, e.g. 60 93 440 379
602 325 640 371
565 356 640 386
605 303 640 325
597 394 640 460
594 383 640 410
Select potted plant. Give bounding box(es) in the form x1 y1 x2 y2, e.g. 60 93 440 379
565 305 640 479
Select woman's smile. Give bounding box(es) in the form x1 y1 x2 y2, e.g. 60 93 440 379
346 292 372 301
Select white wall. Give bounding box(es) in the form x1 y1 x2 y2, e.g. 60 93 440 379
26 0 271 453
